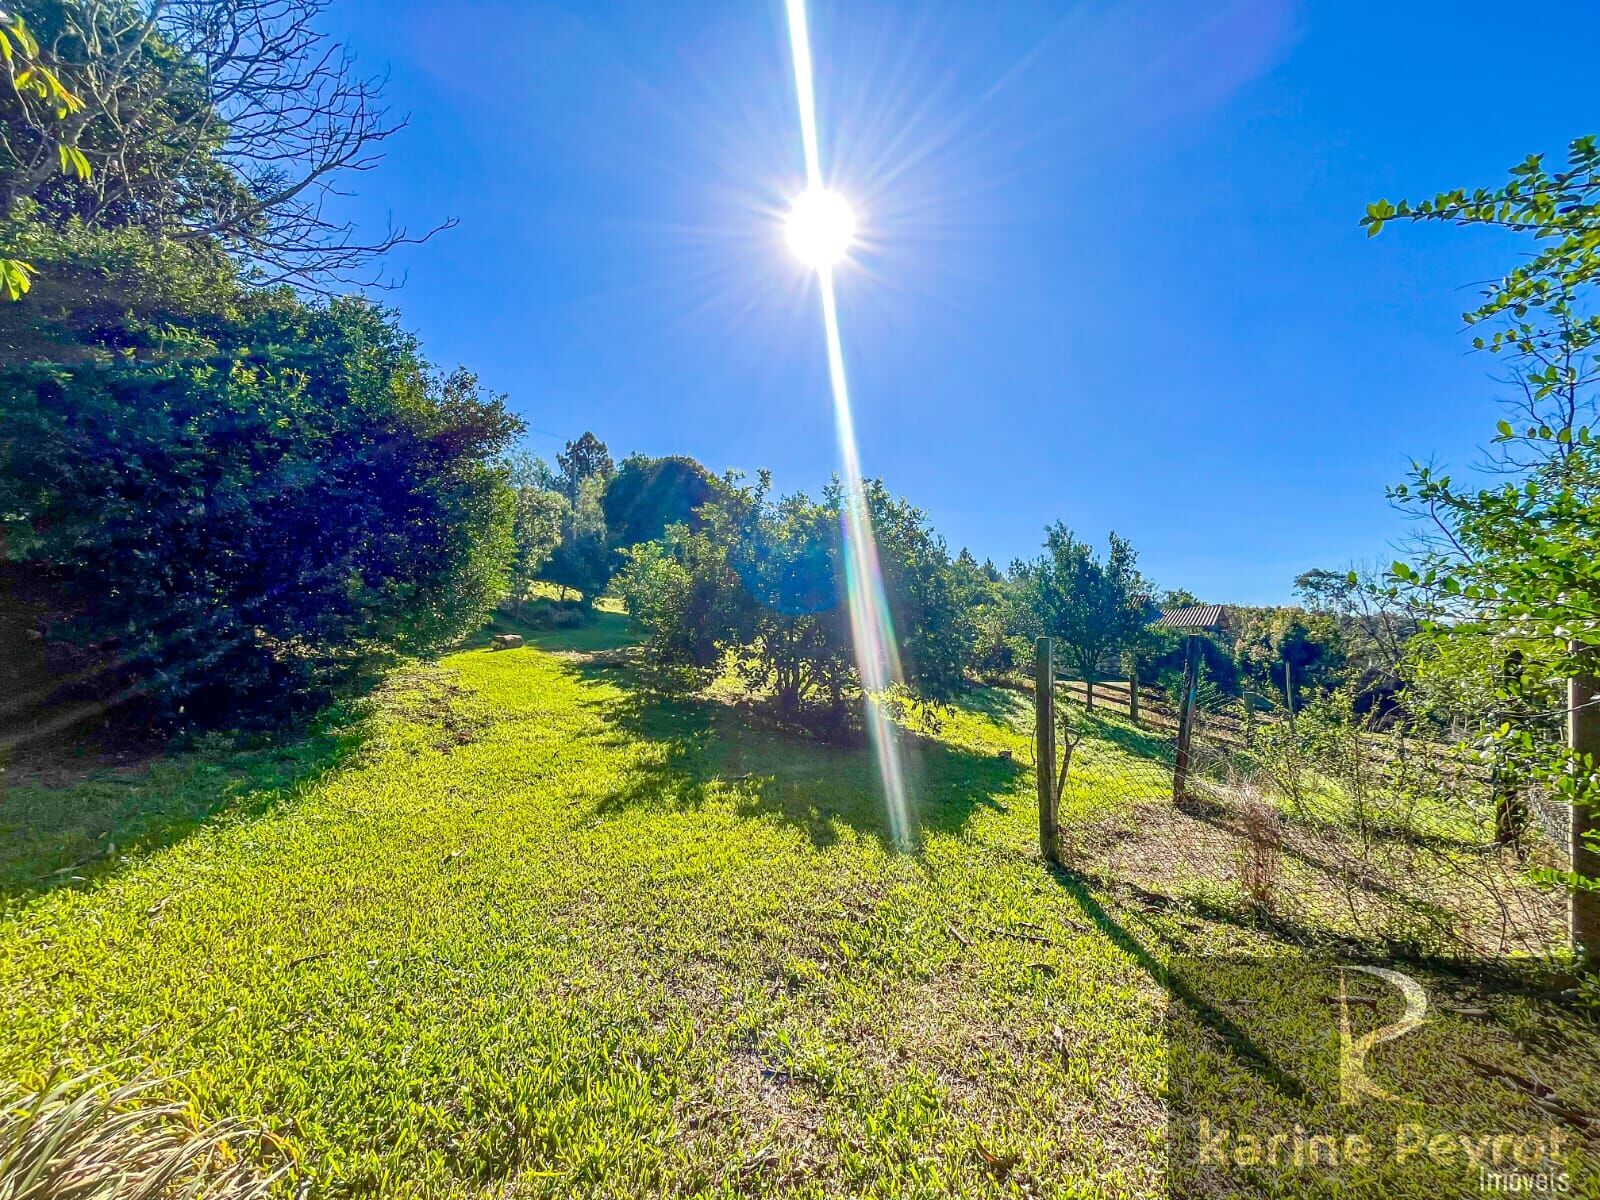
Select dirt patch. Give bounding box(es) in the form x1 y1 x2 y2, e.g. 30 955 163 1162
365 663 496 755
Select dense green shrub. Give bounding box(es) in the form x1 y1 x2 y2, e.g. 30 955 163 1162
602 453 714 549
0 297 519 728
0 208 240 365
615 474 970 736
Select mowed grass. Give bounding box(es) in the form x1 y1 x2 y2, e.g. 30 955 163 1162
0 627 1594 1197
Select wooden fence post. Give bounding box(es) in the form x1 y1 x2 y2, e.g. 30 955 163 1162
1494 650 1528 846
1172 636 1199 803
1570 649 1600 960
1128 662 1140 724
1036 637 1059 864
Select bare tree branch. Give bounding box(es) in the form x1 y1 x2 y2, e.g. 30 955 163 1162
1 0 450 291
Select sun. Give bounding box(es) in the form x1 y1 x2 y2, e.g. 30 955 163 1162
785 187 855 270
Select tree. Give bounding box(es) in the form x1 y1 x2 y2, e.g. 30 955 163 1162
1231 605 1342 711
507 487 565 619
506 450 561 494
616 472 970 736
0 295 520 729
541 473 611 607
1020 525 1148 710
503 452 565 617
856 480 971 709
614 531 737 685
602 453 714 549
541 533 610 609
1120 624 1181 723
0 8 87 298
729 481 849 726
1370 136 1600 957
1293 566 1421 713
0 0 447 291
557 432 613 508
1363 135 1600 404
952 548 1017 678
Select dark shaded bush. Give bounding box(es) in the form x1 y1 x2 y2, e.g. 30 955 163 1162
601 453 714 549
0 297 519 730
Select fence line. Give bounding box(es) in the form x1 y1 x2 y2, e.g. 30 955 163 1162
1000 663 1494 817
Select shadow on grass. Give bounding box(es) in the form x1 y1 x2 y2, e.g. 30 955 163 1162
1066 868 1558 1018
1274 803 1485 856
462 607 636 656
0 716 366 905
1081 710 1175 767
1175 789 1483 924
1044 863 1314 1102
949 686 1028 724
574 659 1021 852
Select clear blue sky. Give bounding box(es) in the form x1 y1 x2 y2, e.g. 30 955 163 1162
320 0 1598 604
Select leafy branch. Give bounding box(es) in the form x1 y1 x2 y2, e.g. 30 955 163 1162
0 7 87 299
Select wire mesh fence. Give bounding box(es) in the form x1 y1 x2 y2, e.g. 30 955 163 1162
1049 672 1507 816
1033 656 1566 957
1050 677 1179 807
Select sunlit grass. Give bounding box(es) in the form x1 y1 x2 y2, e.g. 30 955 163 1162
0 627 1591 1196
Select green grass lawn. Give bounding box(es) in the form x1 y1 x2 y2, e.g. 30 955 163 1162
1 626 1594 1197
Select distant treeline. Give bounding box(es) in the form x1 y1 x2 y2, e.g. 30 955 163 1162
505 429 1422 742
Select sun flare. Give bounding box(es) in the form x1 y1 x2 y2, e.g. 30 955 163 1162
785 187 855 270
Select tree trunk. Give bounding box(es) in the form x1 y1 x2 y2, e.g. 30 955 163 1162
1492 771 1525 847
1494 651 1528 846
827 679 847 741
1570 650 1600 960
778 665 800 722
1084 675 1095 711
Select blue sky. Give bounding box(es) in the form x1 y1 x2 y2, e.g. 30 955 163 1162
320 0 1598 604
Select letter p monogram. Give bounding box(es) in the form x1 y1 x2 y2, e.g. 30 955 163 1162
1338 966 1427 1107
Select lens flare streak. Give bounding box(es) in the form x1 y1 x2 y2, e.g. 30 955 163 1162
784 0 913 847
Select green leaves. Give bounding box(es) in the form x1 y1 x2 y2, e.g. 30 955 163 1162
1025 525 1149 685
615 474 974 719
1363 136 1600 371
0 256 35 300
1 12 89 300
2 299 521 730
1372 143 1600 934
1361 199 1397 236
56 143 90 181
2 14 82 116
